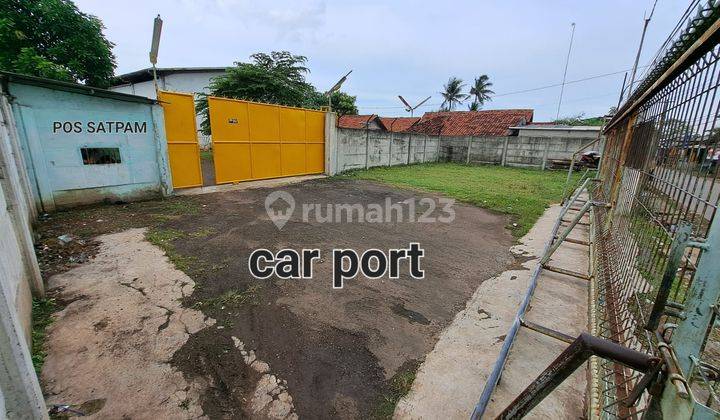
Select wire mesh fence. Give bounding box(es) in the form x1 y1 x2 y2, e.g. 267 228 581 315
591 2 720 416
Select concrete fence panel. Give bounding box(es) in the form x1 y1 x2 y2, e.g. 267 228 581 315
332 126 597 174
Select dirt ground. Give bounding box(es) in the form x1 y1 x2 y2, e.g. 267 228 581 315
37 178 517 418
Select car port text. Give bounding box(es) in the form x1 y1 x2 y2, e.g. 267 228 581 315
248 243 425 289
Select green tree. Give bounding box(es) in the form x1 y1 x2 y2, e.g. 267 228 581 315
0 0 116 87
440 77 468 111
468 101 480 111
554 113 605 126
469 75 494 109
306 91 358 116
196 51 357 134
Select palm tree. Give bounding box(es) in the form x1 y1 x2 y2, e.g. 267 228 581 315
440 77 468 111
469 75 494 109
468 101 480 111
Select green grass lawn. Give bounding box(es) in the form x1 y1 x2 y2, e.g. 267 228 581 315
343 163 573 237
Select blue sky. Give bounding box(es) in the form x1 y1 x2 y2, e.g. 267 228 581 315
75 0 689 121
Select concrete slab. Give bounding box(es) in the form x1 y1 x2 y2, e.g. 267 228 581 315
173 174 326 196
41 229 213 418
395 202 590 419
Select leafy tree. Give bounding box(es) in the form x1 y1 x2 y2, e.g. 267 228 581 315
554 113 605 126
440 77 468 111
468 101 480 111
0 0 116 87
469 75 494 108
306 91 358 117
196 51 357 134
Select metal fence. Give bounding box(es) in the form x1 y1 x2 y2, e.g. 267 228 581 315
479 2 720 418
590 2 720 417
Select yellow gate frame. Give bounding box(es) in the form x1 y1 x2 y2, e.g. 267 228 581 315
158 90 203 188
208 97 325 184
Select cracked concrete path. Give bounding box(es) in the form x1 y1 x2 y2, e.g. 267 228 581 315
41 228 215 419
395 203 589 419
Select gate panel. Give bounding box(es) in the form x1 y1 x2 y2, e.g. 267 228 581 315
251 143 282 179
208 97 325 184
282 144 306 176
158 91 203 189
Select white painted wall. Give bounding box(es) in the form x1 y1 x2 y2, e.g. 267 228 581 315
111 71 225 150
0 93 47 418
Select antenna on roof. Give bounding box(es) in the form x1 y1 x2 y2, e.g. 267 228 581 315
149 14 163 92
398 95 431 117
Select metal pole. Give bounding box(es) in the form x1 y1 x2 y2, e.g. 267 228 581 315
628 0 657 99
540 200 592 265
471 179 589 419
672 212 720 376
644 221 692 331
494 333 659 420
556 23 576 120
616 72 628 109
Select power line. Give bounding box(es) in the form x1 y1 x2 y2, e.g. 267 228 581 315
359 66 647 110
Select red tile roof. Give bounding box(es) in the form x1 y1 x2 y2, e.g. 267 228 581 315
409 109 533 136
338 114 386 130
378 117 421 132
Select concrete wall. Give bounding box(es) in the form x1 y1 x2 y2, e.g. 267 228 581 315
440 135 592 168
334 128 439 173
111 71 225 150
8 82 172 212
332 127 599 173
0 94 47 418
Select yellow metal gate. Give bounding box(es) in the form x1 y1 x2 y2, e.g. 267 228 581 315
158 90 203 188
208 97 325 184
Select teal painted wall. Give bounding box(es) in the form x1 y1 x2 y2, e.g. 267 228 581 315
8 82 171 211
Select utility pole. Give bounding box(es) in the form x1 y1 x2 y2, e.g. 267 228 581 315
556 22 576 120
628 0 659 100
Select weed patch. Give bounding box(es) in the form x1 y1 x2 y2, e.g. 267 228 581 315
145 228 199 272
31 298 57 375
194 285 263 310
373 360 419 419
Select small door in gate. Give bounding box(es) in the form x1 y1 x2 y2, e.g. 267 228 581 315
158 91 203 188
